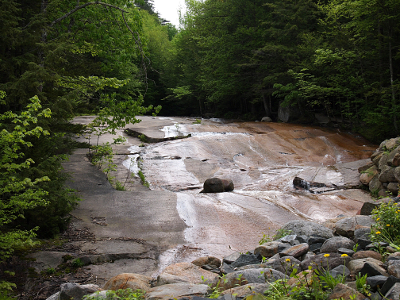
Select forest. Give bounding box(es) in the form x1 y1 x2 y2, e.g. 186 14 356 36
0 0 399 295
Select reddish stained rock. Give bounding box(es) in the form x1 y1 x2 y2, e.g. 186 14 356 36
157 262 218 285
191 256 221 268
328 283 365 300
352 250 382 261
103 273 152 291
280 243 309 258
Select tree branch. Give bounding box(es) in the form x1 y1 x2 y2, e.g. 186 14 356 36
50 1 128 27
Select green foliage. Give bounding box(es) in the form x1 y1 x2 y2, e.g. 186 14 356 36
370 202 400 247
355 273 370 295
72 258 85 268
138 134 148 143
83 288 145 300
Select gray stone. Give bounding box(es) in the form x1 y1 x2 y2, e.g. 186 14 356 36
380 275 400 295
214 268 286 291
334 215 374 238
300 253 351 271
387 252 400 261
328 283 364 300
372 152 383 167
147 283 209 300
378 153 390 170
384 138 400 152
359 262 388 277
359 202 380 215
59 283 101 300
395 166 400 183
254 242 288 258
280 221 333 239
338 248 355 256
367 275 389 291
388 260 400 278
201 178 234 193
369 175 383 193
279 243 309 258
192 256 221 269
223 252 241 264
220 283 270 297
320 236 355 253
156 262 218 285
261 117 272 122
231 253 261 268
387 182 399 195
379 165 396 183
385 282 400 300
392 153 400 167
348 258 387 276
277 234 298 245
330 265 350 278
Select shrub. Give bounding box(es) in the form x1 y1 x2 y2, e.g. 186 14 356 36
370 201 400 247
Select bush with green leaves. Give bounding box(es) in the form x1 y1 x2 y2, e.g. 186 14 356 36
0 94 79 294
370 201 400 248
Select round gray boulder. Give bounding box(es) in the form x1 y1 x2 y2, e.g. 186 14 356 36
280 221 333 239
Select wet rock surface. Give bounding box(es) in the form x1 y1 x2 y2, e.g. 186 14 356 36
24 116 384 299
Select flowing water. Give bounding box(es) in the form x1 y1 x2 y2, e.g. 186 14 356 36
119 117 377 266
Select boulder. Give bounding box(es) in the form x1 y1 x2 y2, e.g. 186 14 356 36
280 221 333 239
300 253 351 271
367 275 388 292
328 283 364 300
392 153 400 167
334 215 374 238
147 283 209 300
388 260 400 278
201 178 234 193
378 153 390 170
214 268 285 291
104 273 151 292
352 250 382 261
379 165 396 183
359 202 380 215
279 243 309 258
348 258 387 276
360 166 379 185
369 175 383 193
156 262 218 285
254 241 288 258
192 256 221 269
231 253 261 268
320 236 355 253
395 166 400 183
220 283 270 297
223 252 241 264
59 283 101 300
261 117 272 122
385 282 400 300
387 182 399 195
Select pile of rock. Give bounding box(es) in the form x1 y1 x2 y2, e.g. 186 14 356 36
46 218 400 300
359 137 400 197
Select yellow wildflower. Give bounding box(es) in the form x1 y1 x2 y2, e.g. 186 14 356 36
387 224 391 227
376 231 381 234
376 218 380 221
324 254 330 257
286 258 291 262
341 254 348 257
